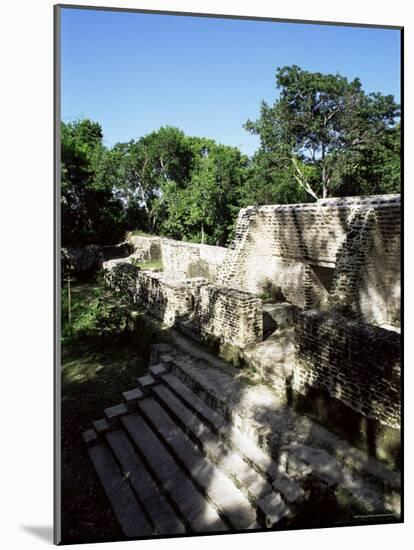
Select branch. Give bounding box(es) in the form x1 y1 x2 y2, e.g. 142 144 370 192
131 167 150 216
291 156 319 200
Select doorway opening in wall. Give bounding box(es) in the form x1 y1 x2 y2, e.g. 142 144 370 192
310 264 335 293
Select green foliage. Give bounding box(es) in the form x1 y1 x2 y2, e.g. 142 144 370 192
239 150 310 207
337 122 401 195
161 139 248 245
62 68 400 249
61 281 131 343
245 65 400 199
61 119 126 246
109 126 194 234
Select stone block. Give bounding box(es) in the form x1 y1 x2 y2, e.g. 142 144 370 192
137 375 157 394
149 363 168 379
256 491 290 527
122 387 144 411
93 418 110 434
104 403 128 426
83 428 98 446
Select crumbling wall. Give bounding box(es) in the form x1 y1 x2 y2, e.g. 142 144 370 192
128 235 161 263
217 194 400 327
125 235 227 280
103 193 401 436
161 239 227 281
294 310 401 428
134 271 207 325
189 285 263 349
328 202 401 326
103 258 262 348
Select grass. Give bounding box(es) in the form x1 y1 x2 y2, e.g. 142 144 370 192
60 280 151 543
130 258 163 271
127 229 166 238
127 229 152 237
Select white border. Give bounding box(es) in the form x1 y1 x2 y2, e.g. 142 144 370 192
1 1 411 548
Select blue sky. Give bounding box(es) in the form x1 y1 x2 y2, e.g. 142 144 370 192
61 7 401 156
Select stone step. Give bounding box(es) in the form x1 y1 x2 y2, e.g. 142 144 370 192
152 383 275 506
121 412 228 533
160 373 307 498
137 396 258 530
93 417 110 434
149 363 169 379
85 352 399 538
122 387 144 411
137 375 156 394
83 427 98 446
105 429 186 535
87 442 153 538
256 491 291 528
161 372 228 434
104 403 128 426
158 347 400 515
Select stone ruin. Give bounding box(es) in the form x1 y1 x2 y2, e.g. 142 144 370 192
84 193 401 536
104 194 401 431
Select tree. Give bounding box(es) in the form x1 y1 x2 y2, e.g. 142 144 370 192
239 150 310 207
111 127 194 233
161 139 248 245
337 122 400 196
61 119 126 246
245 65 400 199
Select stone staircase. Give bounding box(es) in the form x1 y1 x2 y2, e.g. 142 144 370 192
83 362 310 538
84 342 401 538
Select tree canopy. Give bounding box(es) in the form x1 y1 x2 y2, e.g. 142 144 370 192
244 65 400 199
61 119 126 246
61 66 400 248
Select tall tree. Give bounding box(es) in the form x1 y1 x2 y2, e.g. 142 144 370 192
161 139 248 245
245 65 400 199
239 150 310 207
111 126 194 233
61 119 126 246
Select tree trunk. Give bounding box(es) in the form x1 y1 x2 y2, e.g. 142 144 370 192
321 143 328 198
201 223 205 244
291 156 318 200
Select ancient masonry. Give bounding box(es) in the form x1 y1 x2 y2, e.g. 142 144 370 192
104 194 401 429
84 194 401 537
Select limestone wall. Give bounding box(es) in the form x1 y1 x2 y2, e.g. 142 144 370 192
216 194 400 327
294 310 401 428
189 285 263 348
103 193 401 433
128 235 161 263
134 271 206 326
133 273 263 348
102 259 262 347
160 239 227 281
126 235 227 281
